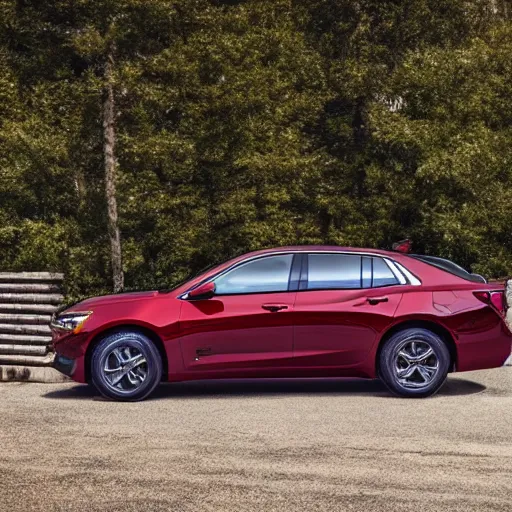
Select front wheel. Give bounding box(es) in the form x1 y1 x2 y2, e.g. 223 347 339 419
379 328 450 398
91 331 162 401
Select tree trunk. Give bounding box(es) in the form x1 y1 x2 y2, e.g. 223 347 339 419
352 96 368 198
103 45 124 292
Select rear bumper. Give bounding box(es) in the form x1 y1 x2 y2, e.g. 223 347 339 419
455 317 512 372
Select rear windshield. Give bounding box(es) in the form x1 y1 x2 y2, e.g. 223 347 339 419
409 255 486 283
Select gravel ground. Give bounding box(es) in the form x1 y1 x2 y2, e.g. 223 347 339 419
1 368 512 512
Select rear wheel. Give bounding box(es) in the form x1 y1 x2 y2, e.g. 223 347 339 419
379 328 450 398
91 331 162 401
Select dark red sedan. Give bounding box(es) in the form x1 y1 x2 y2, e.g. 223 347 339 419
51 246 512 401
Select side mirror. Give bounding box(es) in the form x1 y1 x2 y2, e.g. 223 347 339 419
187 281 215 300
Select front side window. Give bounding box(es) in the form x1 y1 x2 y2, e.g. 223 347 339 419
214 254 293 295
307 254 362 290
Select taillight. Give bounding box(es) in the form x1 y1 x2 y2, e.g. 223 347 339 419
473 291 505 315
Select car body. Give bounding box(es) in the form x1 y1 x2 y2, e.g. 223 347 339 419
51 246 512 400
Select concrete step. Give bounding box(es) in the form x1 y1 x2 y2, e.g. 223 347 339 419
0 272 64 282
0 364 68 382
0 353 54 366
0 333 52 345
0 313 52 325
0 303 59 314
0 293 63 304
0 323 51 335
0 283 61 293
0 344 48 356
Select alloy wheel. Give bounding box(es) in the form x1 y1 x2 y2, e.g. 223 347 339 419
394 339 440 389
103 346 148 392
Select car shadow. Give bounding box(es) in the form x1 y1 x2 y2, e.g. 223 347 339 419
42 376 486 401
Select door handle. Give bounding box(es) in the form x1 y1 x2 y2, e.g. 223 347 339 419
262 304 289 313
367 297 389 305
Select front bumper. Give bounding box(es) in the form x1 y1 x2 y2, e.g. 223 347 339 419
51 329 89 382
53 353 76 377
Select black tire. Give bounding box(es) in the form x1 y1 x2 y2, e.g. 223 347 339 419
379 328 450 398
91 330 162 401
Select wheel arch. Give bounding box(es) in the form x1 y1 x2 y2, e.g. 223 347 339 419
375 319 457 373
84 324 168 383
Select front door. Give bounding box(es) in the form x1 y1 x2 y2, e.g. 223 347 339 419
178 254 298 373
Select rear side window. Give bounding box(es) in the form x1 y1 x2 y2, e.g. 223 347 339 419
372 258 399 287
214 254 293 294
305 254 402 290
307 254 362 290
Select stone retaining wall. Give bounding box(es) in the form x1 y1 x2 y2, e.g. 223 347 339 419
0 272 68 382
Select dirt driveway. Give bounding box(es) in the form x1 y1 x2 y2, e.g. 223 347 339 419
1 368 511 512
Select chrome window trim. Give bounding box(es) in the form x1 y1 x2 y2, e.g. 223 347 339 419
394 261 422 286
383 258 407 285
180 250 422 298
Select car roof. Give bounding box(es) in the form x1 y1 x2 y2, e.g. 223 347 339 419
219 246 490 287
238 246 397 258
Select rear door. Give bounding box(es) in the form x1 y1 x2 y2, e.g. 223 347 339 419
178 253 299 373
292 253 403 368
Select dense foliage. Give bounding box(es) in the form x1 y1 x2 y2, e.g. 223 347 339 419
0 0 511 299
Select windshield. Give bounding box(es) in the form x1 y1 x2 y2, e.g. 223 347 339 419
158 251 248 293
158 262 221 294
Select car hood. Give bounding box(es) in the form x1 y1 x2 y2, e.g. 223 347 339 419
66 290 159 311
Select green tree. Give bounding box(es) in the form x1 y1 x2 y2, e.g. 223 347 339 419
0 0 511 301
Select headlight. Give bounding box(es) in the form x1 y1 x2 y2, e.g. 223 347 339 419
51 311 93 334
